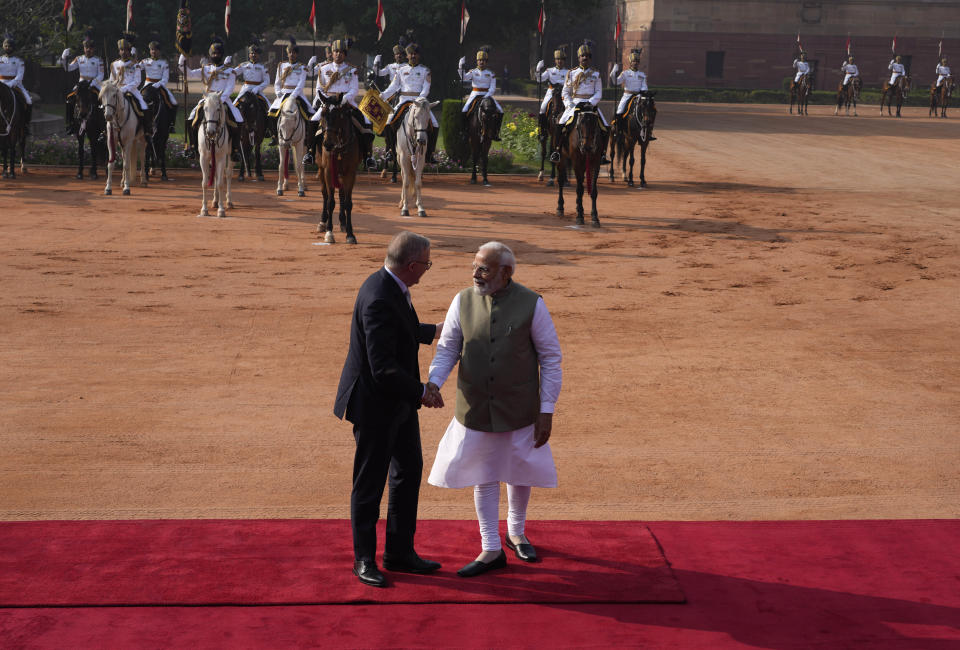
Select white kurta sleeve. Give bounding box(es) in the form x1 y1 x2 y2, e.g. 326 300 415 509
292 66 306 96
428 293 464 388
589 74 602 106
487 74 496 97
561 72 574 106
530 297 562 412
381 71 400 100
158 61 170 87
273 65 282 95
419 69 432 98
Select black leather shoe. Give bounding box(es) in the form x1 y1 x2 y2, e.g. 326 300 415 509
382 551 441 574
457 550 507 578
549 151 560 163
353 560 387 588
504 537 538 563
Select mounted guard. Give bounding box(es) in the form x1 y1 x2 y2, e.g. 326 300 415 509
888 54 906 87
551 40 609 164
935 56 952 91
141 40 177 132
373 42 407 90
1 34 33 133
609 47 655 140
458 46 503 141
181 35 242 161
61 32 104 135
841 55 860 90
268 37 312 145
380 42 439 164
109 32 152 138
535 47 569 130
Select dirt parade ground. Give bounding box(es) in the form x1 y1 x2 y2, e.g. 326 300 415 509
1 102 958 524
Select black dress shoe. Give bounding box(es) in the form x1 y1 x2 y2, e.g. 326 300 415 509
353 560 387 588
504 537 538 563
457 550 507 578
382 550 441 574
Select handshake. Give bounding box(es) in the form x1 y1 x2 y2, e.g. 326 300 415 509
421 381 444 408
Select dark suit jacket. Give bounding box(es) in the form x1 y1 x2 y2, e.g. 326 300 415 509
334 268 437 425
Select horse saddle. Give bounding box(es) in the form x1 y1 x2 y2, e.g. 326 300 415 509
122 92 144 117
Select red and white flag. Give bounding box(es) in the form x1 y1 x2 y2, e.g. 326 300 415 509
537 2 545 35
845 35 851 56
224 0 231 37
938 39 943 59
459 1 470 45
62 0 74 31
796 32 802 52
126 0 133 31
375 0 386 41
615 4 621 43
891 35 897 54
309 0 317 36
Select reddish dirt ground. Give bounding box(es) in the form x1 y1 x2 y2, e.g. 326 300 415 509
1 103 958 522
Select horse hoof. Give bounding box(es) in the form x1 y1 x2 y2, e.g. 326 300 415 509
257 175 265 182
640 180 647 188
380 169 388 179
276 189 283 196
237 176 245 182
346 235 357 245
199 211 208 217
591 220 601 228
546 180 554 187
576 216 585 225
537 171 544 181
556 210 564 217
391 177 398 184
400 209 410 216
324 232 335 244
627 181 634 187
418 210 427 217
218 210 226 218
104 189 111 195
470 178 477 185
298 190 305 197
483 181 491 187
122 188 130 196
91 174 98 180
227 202 235 209
76 173 83 180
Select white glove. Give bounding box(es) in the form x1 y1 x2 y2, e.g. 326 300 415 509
224 55 233 65
373 54 382 67
611 63 620 77
307 55 317 67
62 48 71 61
178 53 186 66
536 60 545 72
458 56 466 69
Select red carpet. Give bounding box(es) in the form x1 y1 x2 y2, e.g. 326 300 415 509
2 520 959 648
0 519 683 606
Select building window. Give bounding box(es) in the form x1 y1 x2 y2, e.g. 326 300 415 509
706 51 724 78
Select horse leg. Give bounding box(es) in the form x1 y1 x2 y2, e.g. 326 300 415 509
470 143 478 184
276 145 285 195
590 163 600 225
296 144 306 197
76 136 84 179
399 158 410 216
415 165 427 218
628 146 635 187
555 160 565 217
481 143 490 187
224 153 234 212
256 144 264 181
323 186 336 243
639 142 648 188
575 170 585 225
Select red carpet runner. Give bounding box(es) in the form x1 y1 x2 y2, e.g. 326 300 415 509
0 519 683 606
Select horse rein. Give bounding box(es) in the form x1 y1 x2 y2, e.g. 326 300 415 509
322 106 355 154
575 111 601 155
202 100 227 149
0 86 18 137
277 97 304 147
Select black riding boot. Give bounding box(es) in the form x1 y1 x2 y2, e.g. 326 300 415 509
65 98 76 134
229 124 242 163
25 103 33 135
268 114 279 146
186 121 199 158
491 112 503 141
550 124 566 162
600 128 611 165
384 127 397 162
302 121 318 165
361 132 376 169
427 127 439 164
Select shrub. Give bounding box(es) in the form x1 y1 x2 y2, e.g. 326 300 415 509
440 98 470 165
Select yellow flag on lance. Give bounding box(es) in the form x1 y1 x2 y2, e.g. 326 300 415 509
359 87 392 134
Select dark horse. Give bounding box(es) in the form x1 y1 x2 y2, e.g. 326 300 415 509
880 75 911 117
929 78 955 118
236 92 267 181
834 78 862 117
315 97 359 244
0 83 28 179
68 80 105 179
465 95 498 186
556 105 604 227
609 92 656 188
141 84 174 181
790 73 812 115
537 82 564 187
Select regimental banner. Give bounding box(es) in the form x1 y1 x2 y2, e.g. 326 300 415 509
358 87 391 134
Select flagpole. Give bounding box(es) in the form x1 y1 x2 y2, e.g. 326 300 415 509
537 1 544 111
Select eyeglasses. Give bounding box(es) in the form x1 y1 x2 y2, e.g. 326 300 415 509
472 264 497 276
411 259 433 269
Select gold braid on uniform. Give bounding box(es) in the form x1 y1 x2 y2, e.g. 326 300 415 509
278 62 295 87
322 68 342 94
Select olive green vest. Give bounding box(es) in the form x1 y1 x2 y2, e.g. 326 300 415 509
455 282 541 432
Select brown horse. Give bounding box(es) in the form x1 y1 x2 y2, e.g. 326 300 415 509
556 106 605 227
465 95 498 186
880 75 911 117
537 82 564 187
834 78 861 117
790 74 812 116
69 80 106 179
235 93 267 181
315 97 359 244
929 78 955 118
0 83 28 179
609 92 656 188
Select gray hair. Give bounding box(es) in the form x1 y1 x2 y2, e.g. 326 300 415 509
478 241 516 269
385 231 431 268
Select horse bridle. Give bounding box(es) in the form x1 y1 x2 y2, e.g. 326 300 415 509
322 105 355 153
402 102 429 156
277 98 303 147
575 110 601 155
0 85 19 137
202 98 227 148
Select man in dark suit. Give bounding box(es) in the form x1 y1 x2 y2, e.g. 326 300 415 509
334 231 444 587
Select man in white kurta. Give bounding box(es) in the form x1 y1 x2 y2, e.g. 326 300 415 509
373 45 406 97
427 241 562 577
935 57 952 88
551 41 609 163
458 48 503 140
888 56 906 86
61 36 104 134
841 56 860 88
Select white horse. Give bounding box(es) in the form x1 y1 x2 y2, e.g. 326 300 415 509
98 80 146 196
396 97 439 217
197 91 233 218
276 96 306 197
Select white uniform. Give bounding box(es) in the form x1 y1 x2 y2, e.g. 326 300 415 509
427 292 562 489
558 66 608 126
309 61 363 121
841 62 859 86
535 65 568 113
110 58 147 110
381 62 438 127
460 66 502 113
270 61 310 111
62 53 104 90
377 61 404 87
888 60 905 85
936 63 952 87
184 62 242 123
234 61 270 103
793 59 811 83
0 54 31 105
610 66 648 114
140 57 177 105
